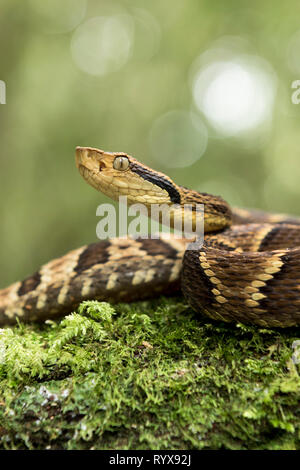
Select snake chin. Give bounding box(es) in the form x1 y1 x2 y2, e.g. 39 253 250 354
77 164 101 192
78 164 86 176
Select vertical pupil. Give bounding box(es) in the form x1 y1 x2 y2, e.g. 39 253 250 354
114 156 128 170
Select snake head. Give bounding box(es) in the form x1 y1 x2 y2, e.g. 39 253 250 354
75 146 177 206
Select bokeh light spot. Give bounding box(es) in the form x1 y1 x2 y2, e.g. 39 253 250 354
149 111 208 168
71 15 133 76
192 56 276 136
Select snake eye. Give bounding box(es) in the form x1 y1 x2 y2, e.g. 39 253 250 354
113 155 129 171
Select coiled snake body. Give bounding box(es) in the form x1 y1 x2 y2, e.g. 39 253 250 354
1 147 300 327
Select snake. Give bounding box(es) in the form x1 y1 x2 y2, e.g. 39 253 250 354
1 146 300 328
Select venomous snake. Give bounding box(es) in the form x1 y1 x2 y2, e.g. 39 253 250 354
1 146 300 327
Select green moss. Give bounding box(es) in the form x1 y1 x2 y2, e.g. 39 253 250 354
0 298 300 449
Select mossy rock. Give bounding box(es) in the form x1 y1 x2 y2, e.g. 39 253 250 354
0 298 299 450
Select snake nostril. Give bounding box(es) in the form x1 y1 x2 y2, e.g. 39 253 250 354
99 161 106 172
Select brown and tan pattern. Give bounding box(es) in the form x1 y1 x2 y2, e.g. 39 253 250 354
0 146 300 327
0 237 184 326
182 224 300 327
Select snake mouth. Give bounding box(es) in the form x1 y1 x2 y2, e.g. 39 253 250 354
78 163 103 192
78 163 88 177
78 164 94 180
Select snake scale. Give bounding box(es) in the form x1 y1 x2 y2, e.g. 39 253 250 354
1 146 300 327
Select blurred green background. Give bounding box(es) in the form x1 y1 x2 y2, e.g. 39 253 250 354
1 0 300 288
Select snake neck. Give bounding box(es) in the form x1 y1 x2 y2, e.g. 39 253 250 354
178 186 232 233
